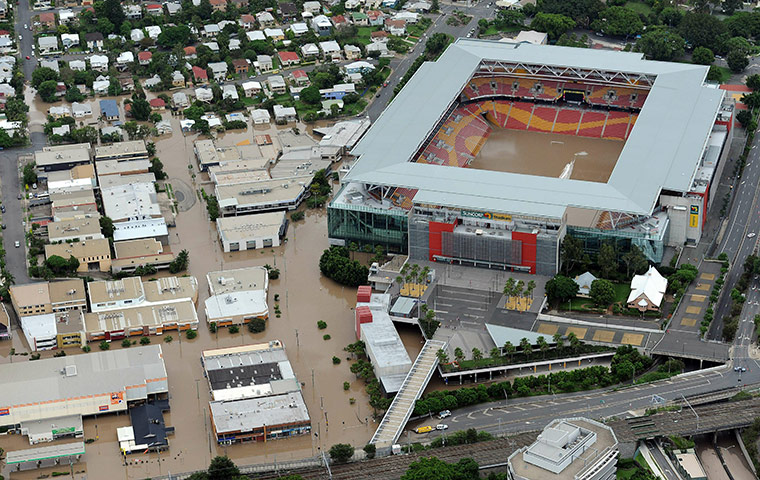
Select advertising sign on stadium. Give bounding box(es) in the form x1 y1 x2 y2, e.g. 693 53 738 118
689 214 699 228
461 210 513 222
99 405 109 412
52 426 76 435
0 407 9 416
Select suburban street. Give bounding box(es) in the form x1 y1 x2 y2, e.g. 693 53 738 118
16 0 35 78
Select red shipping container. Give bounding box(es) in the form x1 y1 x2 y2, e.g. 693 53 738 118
357 285 372 303
355 306 373 340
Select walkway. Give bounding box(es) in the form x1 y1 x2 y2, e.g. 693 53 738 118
370 339 446 448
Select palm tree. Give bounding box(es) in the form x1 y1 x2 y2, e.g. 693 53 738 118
504 341 516 362
537 336 549 359
520 337 532 360
567 332 580 354
503 277 515 296
490 347 501 360
454 347 465 363
400 263 409 277
515 280 525 298
471 347 483 362
526 280 536 299
395 275 403 286
420 266 430 284
436 348 449 364
553 332 563 351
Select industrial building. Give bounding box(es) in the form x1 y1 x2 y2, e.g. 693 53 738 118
51 189 98 221
46 214 103 243
44 238 112 273
329 39 734 273
354 288 412 393
205 266 269 326
216 211 287 252
93 139 149 162
216 175 313 216
111 238 175 273
102 182 169 243
34 143 91 173
203 342 311 444
84 276 198 341
0 345 168 428
507 417 618 480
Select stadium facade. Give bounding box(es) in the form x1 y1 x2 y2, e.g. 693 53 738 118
328 39 734 275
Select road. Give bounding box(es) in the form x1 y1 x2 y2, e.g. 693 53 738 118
16 0 34 79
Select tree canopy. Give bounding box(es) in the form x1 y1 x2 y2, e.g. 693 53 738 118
545 275 579 304
530 13 576 40
635 26 685 61
319 247 369 287
589 278 615 307
590 6 644 37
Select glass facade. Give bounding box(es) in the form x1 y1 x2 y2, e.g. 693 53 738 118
568 223 668 264
328 200 409 253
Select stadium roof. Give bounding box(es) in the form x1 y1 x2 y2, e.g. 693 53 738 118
346 39 725 219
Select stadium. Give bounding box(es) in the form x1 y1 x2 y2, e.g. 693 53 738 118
328 39 735 275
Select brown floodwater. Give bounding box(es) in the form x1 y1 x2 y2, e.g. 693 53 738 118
1 115 426 478
471 128 624 183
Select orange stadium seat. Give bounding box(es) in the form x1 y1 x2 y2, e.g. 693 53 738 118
576 111 606 138
528 106 558 132
553 108 582 135
602 111 630 140
505 102 534 129
535 80 561 101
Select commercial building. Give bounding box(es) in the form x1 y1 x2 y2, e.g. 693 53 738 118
6 442 85 472
355 291 412 393
44 238 112 273
93 140 148 162
34 143 91 173
50 188 98 221
203 342 311 444
102 182 168 243
216 211 287 252
20 414 84 445
0 302 10 340
216 175 312 216
112 238 175 273
204 266 268 326
507 417 618 480
46 164 97 193
194 139 274 172
46 214 103 243
0 345 168 429
329 39 732 272
84 276 198 341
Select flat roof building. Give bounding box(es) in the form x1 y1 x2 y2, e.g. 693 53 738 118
10 279 87 318
45 238 112 273
99 172 157 189
93 140 148 162
209 392 310 444
216 175 312 216
47 164 96 193
507 417 618 480
46 214 103 243
205 267 268 326
102 182 161 222
96 158 151 177
51 189 98 220
20 414 84 445
6 442 85 471
216 211 286 252
112 238 175 273
0 345 168 427
34 143 91 173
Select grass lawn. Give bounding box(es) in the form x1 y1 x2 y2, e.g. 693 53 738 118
616 467 637 480
711 66 732 84
625 1 652 15
406 18 432 38
356 26 380 45
241 97 257 106
481 24 522 36
613 283 631 303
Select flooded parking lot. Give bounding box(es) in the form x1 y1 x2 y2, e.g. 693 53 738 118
1 115 425 478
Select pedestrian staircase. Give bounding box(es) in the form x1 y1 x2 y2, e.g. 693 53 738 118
370 339 446 448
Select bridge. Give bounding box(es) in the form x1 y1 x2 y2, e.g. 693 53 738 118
370 339 446 448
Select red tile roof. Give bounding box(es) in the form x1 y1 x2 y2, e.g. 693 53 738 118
241 14 255 22
138 51 152 61
231 59 248 68
291 69 307 78
192 65 208 80
184 46 196 55
332 14 346 24
149 98 166 107
278 50 299 62
39 12 55 23
146 4 162 9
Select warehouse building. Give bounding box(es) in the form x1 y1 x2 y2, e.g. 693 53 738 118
46 214 103 243
111 238 175 273
34 143 91 174
216 175 312 216
93 140 148 162
0 345 168 428
44 238 112 273
205 267 269 327
216 211 287 252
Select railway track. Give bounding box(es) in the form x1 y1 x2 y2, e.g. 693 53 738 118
249 432 538 480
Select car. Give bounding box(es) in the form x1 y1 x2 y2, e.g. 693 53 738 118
742 367 748 372
17 193 21 200
383 81 388 87
1 205 5 213
414 426 433 434
595 32 604 37
735 366 742 372
32 183 37 189
436 424 449 430
14 241 19 248
24 24 27 29
376 93 381 98
0 224 5 229
749 232 756 238
25 55 29 60
438 410 451 419
466 32 472 37
18 35 21 41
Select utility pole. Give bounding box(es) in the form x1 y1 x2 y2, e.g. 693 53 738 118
681 394 699 430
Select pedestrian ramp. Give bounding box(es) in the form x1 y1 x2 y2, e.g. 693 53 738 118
370 339 446 448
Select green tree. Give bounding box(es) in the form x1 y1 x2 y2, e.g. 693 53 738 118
553 332 564 350
537 336 550 358
100 216 115 238
328 443 354 463
589 278 616 307
538 0 604 28
207 456 240 480
490 347 501 360
130 95 151 121
503 277 516 296
318 247 369 287
561 234 589 274
424 32 450 58
621 245 648 277
38 80 58 102
531 13 576 40
454 347 464 363
32 67 59 89
247 318 266 333
736 110 753 128
545 275 579 304
636 26 685 61
436 348 449 364
597 242 617 278
157 25 192 49
678 11 726 51
363 443 376 459
45 255 71 275
727 49 749 73
149 158 167 180
724 36 753 56
169 249 189 273
23 163 37 187
503 341 515 361
95 0 126 28
300 85 321 105
519 337 532 360
471 347 483 362
746 74 760 92
659 7 683 27
591 7 643 37
692 46 714 65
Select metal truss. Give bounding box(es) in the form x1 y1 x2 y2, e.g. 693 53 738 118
476 61 656 88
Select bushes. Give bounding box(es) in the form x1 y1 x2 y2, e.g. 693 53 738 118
317 320 327 329
186 330 197 340
328 443 354 463
319 247 369 287
332 356 341 364
248 318 266 333
99 341 110 350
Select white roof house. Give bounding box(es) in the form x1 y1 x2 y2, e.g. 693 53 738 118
242 80 261 97
514 30 548 45
301 43 320 57
222 84 239 100
246 30 266 41
251 109 270 124
59 9 75 23
208 61 228 81
61 33 79 48
116 51 134 65
89 54 109 71
38 36 59 53
290 23 309 36
573 271 597 297
195 87 213 102
319 40 340 54
264 27 284 39
71 102 92 118
627 266 666 311
172 91 189 107
145 25 162 40
130 29 145 42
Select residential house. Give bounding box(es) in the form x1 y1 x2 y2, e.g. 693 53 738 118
370 30 388 41
184 46 197 58
290 69 309 86
218 19 236 31
208 61 228 81
40 58 59 73
143 74 161 89
99 99 119 121
267 75 286 94
366 40 390 56
210 0 227 11
166 2 181 14
240 14 255 29
48 105 71 119
145 25 161 39
345 60 374 75
351 11 369 26
171 70 185 88
290 22 308 36
146 3 163 15
0 83 13 102
149 98 166 111
195 87 213 102
0 62 11 83
627 266 667 312
320 83 355 99
367 10 385 26
332 14 348 26
393 11 418 23
257 55 273 73
130 28 145 42
231 58 248 75
71 102 92 118
277 50 300 67
54 81 66 98
38 12 56 30
89 54 108 72
256 11 275 27
0 36 11 54
514 30 548 45
344 0 360 9
203 24 220 37
264 28 285 41
404 0 430 12
173 91 189 107
344 44 361 60
319 40 341 61
116 51 134 68
37 36 59 55
202 41 220 52
58 9 75 23
303 1 321 14
138 51 152 65
280 2 297 20
92 75 109 94
60 33 79 49
124 5 142 19
192 65 209 84
222 84 239 100
301 43 319 59
251 108 270 124
311 15 332 36
68 59 85 71
119 76 135 91
385 18 406 35
274 104 297 123
229 38 241 51
242 81 261 97
246 30 265 42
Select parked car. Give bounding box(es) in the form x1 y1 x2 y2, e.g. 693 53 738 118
438 410 451 419
14 241 19 248
414 426 433 434
436 424 449 431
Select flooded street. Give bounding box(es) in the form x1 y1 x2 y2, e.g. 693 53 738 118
472 128 623 183
1 115 427 478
